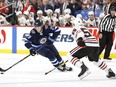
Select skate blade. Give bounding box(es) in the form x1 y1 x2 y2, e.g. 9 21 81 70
79 71 91 80
103 59 112 62
108 75 116 79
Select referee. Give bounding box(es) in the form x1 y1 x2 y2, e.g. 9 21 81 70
99 6 116 60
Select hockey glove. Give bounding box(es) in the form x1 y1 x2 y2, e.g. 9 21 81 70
30 48 36 56
46 38 55 45
77 37 86 46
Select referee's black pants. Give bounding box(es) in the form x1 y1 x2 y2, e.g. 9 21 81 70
99 31 114 59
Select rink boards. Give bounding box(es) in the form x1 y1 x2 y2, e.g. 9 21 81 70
0 26 116 58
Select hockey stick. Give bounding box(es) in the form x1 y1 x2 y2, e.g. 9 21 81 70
0 54 31 74
93 4 97 26
45 60 68 75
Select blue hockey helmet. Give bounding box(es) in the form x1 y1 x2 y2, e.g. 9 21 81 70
34 20 43 27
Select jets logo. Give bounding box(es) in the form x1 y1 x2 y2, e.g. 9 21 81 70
39 37 47 44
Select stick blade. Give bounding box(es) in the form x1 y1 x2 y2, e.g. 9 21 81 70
0 67 6 72
45 72 48 75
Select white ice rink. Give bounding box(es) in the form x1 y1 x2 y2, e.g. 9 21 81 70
0 54 116 87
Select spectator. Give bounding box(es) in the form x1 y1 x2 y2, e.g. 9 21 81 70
103 0 112 15
30 0 38 20
62 0 73 15
87 0 101 10
54 0 63 14
40 0 53 16
44 9 57 26
0 0 9 16
81 1 88 10
0 14 10 26
86 11 98 27
76 14 86 26
16 11 24 26
98 12 105 24
71 0 82 16
36 10 46 24
22 0 35 18
16 0 23 11
54 9 64 26
20 11 34 26
36 0 42 10
108 0 116 13
64 14 73 27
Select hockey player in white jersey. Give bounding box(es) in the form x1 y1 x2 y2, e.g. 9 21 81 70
68 18 116 80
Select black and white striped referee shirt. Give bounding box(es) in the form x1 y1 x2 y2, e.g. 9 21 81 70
99 14 116 33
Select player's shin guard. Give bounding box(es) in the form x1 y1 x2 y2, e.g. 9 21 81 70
71 57 91 80
93 60 116 79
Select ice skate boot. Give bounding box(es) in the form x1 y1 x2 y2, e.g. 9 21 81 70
57 65 65 72
62 64 73 71
106 68 116 79
57 61 72 72
78 62 91 80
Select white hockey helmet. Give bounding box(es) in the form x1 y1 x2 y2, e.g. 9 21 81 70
64 8 71 14
16 11 22 16
45 9 53 14
54 9 60 13
37 10 43 14
88 11 94 16
76 14 82 19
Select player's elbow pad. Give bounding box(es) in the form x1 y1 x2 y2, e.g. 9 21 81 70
77 37 86 46
25 43 32 49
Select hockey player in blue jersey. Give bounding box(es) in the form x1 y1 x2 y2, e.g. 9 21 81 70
23 19 72 72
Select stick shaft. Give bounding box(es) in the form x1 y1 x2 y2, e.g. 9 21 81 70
45 60 68 75
4 54 30 72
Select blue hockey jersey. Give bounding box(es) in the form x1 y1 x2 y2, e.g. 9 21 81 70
23 25 61 49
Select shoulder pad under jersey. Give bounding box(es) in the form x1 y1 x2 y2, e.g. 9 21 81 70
30 29 36 34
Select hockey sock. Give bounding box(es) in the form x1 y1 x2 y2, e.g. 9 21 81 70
71 57 83 68
46 51 59 67
93 60 109 73
55 55 64 64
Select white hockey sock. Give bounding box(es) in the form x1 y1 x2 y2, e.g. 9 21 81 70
93 60 109 73
70 57 83 68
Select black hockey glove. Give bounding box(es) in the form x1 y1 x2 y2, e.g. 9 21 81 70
30 48 36 56
77 37 86 46
46 38 55 45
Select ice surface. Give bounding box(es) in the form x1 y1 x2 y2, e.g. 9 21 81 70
0 54 116 87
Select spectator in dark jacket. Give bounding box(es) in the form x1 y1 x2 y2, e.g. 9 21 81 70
54 0 63 14
40 0 53 16
62 0 73 15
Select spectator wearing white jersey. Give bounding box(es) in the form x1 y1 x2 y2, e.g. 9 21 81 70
0 15 10 26
86 11 98 27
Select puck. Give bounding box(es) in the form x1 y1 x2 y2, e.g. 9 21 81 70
1 72 4 74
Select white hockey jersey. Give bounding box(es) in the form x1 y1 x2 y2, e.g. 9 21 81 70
71 26 99 47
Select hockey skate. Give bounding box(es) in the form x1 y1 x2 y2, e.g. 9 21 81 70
78 63 91 80
106 68 116 79
63 64 73 71
57 62 72 72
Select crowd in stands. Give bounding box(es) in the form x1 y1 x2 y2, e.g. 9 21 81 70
0 0 116 27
